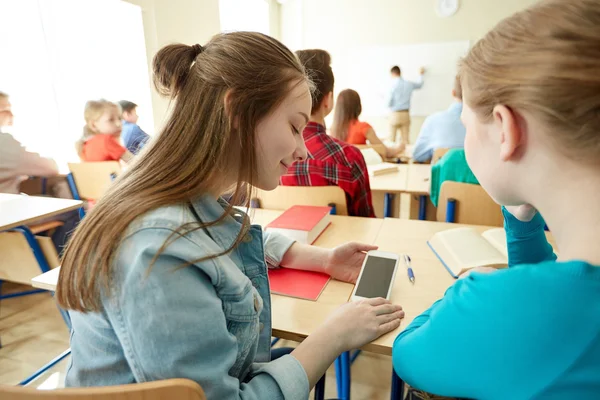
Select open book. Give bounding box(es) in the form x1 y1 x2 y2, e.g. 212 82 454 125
360 148 400 177
428 227 508 278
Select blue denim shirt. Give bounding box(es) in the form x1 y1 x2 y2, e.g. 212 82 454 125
65 195 309 399
121 121 149 154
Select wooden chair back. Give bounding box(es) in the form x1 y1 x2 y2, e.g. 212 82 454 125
436 181 503 226
255 185 348 215
67 162 121 200
0 379 206 400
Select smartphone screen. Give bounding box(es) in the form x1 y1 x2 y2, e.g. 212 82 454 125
354 256 397 298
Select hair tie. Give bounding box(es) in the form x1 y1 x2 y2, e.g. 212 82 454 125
191 43 204 57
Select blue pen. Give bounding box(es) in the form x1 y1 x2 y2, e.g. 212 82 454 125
403 254 415 284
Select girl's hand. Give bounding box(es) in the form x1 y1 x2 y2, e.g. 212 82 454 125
321 298 404 352
504 204 537 222
324 242 378 283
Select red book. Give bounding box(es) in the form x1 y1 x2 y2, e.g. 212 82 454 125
268 268 330 301
265 205 331 244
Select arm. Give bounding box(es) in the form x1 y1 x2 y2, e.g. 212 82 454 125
392 270 557 398
105 135 134 163
18 150 59 177
364 127 403 158
120 150 134 163
411 117 434 162
412 74 424 90
502 207 556 267
130 125 150 152
111 228 310 400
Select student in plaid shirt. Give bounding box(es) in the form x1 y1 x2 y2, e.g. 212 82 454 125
280 49 375 218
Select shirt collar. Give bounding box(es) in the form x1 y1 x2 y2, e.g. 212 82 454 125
303 121 327 140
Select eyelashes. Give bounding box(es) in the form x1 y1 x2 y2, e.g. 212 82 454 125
291 125 300 135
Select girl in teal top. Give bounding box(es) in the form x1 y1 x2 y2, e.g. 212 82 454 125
393 0 600 398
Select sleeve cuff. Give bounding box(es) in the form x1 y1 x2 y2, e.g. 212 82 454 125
502 206 546 236
249 354 309 400
262 230 295 267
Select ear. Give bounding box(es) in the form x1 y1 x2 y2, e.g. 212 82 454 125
493 105 522 161
322 91 334 111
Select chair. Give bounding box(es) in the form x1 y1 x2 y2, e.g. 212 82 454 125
431 147 450 164
0 379 206 400
436 181 503 226
255 185 348 215
67 162 121 201
67 162 121 218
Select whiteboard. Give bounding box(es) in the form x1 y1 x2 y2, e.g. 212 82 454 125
331 41 470 117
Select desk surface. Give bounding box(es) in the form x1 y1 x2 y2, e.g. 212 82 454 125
0 194 82 231
32 209 556 357
368 166 408 194
405 164 431 195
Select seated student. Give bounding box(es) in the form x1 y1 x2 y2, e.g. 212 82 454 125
428 148 478 207
393 1 600 398
411 75 466 163
57 33 403 398
76 99 133 163
331 89 405 158
281 50 375 217
0 91 59 193
118 100 150 155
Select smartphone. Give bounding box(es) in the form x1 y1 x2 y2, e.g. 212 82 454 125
351 250 399 301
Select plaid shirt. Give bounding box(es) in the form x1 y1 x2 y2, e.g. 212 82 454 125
281 122 375 218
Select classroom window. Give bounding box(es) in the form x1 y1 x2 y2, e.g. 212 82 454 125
219 0 270 35
0 0 153 164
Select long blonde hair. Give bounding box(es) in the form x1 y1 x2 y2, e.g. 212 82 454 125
459 0 600 163
57 32 312 312
75 99 121 158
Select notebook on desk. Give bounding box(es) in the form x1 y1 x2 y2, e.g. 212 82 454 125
265 205 331 245
428 227 508 278
266 205 332 300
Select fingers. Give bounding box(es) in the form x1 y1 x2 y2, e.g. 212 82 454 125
377 310 405 324
378 318 402 336
348 242 378 252
364 297 389 307
373 303 403 316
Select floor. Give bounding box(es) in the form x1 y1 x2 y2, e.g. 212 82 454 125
0 282 394 399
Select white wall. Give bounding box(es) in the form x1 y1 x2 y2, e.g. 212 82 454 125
279 0 540 141
124 0 221 131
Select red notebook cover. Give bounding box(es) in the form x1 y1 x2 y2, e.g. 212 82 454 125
268 268 330 301
266 205 331 231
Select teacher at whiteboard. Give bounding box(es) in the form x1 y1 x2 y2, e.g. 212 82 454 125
388 66 425 145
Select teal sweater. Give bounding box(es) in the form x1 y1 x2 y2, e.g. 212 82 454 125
392 209 600 399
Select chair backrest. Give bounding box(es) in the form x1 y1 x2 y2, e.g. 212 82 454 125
0 379 205 400
68 162 121 200
255 185 348 215
431 148 450 164
436 181 503 226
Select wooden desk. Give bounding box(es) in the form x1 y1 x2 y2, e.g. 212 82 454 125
0 194 82 231
405 164 431 195
369 166 408 218
367 217 556 355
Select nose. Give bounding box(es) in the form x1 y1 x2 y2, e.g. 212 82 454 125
293 136 308 162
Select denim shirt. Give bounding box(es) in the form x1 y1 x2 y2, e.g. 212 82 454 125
65 195 309 399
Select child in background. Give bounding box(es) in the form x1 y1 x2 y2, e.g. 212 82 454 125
331 89 405 158
411 75 466 163
76 100 133 163
393 0 600 398
281 50 376 218
118 100 149 155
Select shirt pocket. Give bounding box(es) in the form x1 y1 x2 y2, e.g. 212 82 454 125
222 282 262 378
